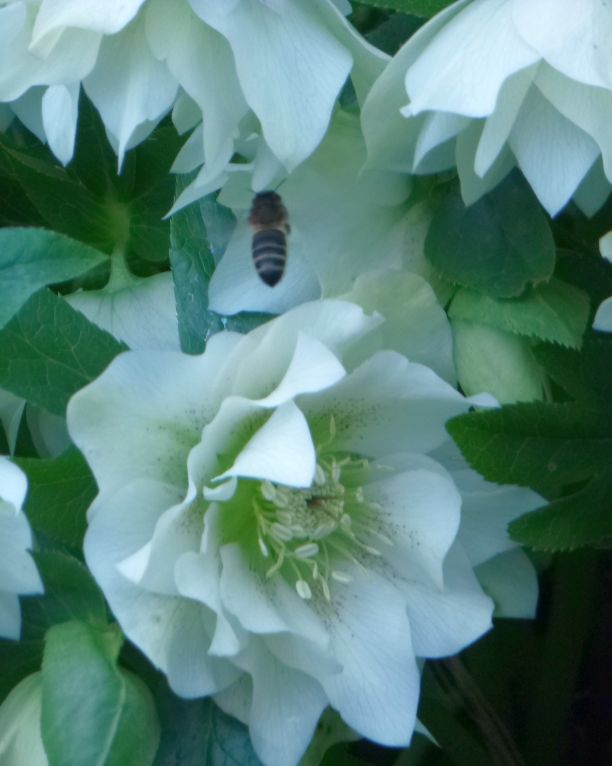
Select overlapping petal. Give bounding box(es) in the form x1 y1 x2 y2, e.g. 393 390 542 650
363 0 612 216
69 298 539 766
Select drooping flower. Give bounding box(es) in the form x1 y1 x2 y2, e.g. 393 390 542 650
67 293 539 766
197 111 412 316
0 458 43 640
362 0 612 217
1 0 387 173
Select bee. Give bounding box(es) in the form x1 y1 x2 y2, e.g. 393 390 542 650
248 191 290 287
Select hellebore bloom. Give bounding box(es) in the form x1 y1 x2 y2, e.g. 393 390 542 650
196 111 412 316
68 296 539 766
0 459 43 640
1 0 386 173
362 0 612 216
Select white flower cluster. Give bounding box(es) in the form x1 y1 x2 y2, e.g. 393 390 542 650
0 0 386 173
362 0 612 216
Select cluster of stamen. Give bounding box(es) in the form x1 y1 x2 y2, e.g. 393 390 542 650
252 449 392 601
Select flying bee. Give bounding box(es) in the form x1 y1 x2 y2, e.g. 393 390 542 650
248 191 290 287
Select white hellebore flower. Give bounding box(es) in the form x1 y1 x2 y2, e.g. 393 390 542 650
199 111 412 317
0 458 43 640
1 0 387 174
362 0 612 217
67 297 539 766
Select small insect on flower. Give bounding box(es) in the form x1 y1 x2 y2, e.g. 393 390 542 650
248 191 290 287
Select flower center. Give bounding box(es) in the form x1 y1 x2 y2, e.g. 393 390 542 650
252 454 391 601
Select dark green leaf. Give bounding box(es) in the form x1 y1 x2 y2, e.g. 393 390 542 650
355 0 454 18
508 476 612 550
0 228 107 327
169 187 219 354
425 175 556 298
534 335 612 406
15 448 96 548
41 621 160 766
153 692 262 766
449 279 590 348
447 403 612 550
0 289 126 415
366 13 424 55
21 552 107 642
0 102 180 267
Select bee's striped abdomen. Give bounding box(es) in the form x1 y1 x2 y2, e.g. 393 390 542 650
252 228 287 286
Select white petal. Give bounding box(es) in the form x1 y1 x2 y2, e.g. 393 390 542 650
41 83 79 165
403 544 493 657
474 64 537 177
239 640 328 766
0 457 27 510
509 84 599 215
83 17 178 167
9 88 46 142
207 219 321 316
364 457 461 588
404 0 539 118
256 332 346 408
219 544 328 647
0 506 41 595
32 0 147 46
476 548 538 619
414 112 471 169
67 338 242 496
0 592 21 641
536 64 612 182
189 0 352 169
594 296 612 332
84 479 239 696
512 0 612 90
216 401 315 487
145 0 248 177
318 569 420 745
600 231 612 262
299 351 468 457
573 159 611 216
340 270 455 384
66 272 180 351
456 122 515 206
0 6 99 102
457 477 543 566
0 390 25 455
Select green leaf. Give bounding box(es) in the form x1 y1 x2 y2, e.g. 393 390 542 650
449 279 590 348
0 101 180 267
170 187 270 354
508 476 612 550
447 403 612 550
169 187 220 354
0 228 107 327
425 175 556 298
153 693 262 766
534 335 612 406
21 552 107 642
355 0 454 18
41 621 160 766
15 448 96 548
0 288 126 415
452 319 546 404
